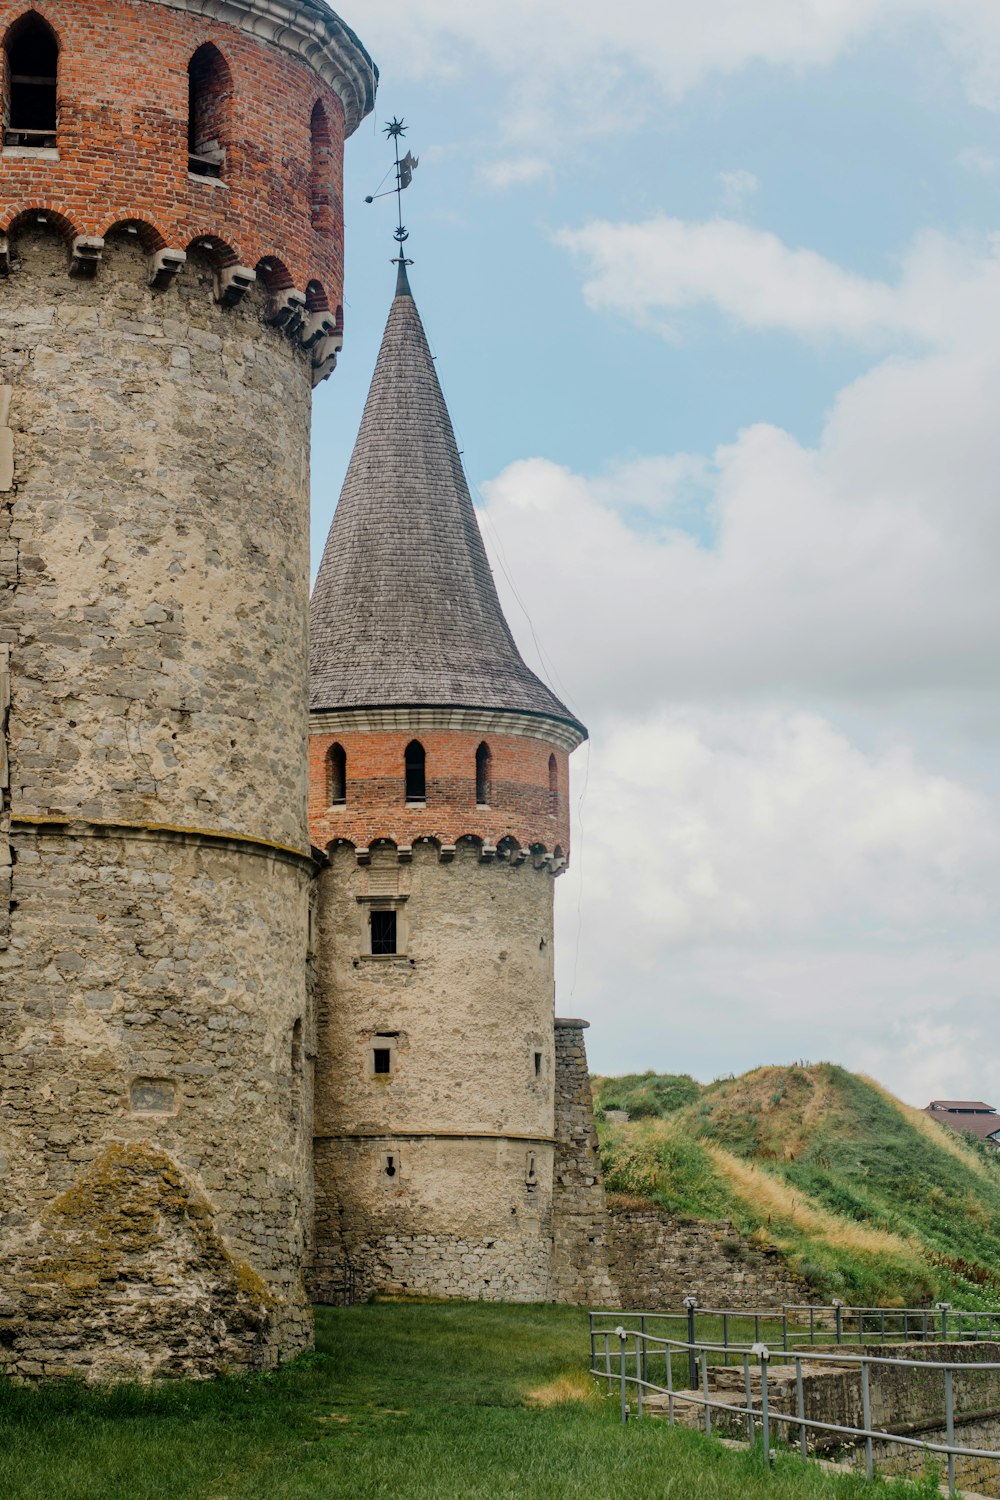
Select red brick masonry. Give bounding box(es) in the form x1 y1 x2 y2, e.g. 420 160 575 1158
309 728 571 857
0 0 349 300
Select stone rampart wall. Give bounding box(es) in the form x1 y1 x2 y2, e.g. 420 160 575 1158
609 1205 816 1311
550 1021 617 1307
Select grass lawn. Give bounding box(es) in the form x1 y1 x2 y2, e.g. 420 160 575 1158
0 1301 940 1500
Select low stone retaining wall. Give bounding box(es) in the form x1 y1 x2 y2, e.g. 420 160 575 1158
608 1204 817 1310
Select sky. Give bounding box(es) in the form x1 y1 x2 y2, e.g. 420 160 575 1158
309 0 1000 1107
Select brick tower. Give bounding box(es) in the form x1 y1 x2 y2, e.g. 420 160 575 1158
308 259 589 1301
0 0 373 1377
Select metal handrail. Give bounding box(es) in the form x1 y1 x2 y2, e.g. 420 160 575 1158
589 1318 1000 1497
590 1301 1000 1347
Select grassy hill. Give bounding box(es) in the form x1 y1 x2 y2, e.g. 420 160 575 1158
594 1063 1000 1309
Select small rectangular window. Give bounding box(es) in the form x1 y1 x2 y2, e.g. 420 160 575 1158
534 1051 542 1076
373 1047 392 1074
370 909 397 955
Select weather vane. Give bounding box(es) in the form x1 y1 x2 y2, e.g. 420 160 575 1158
365 116 419 267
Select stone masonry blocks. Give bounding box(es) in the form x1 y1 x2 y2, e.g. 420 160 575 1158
0 225 317 1378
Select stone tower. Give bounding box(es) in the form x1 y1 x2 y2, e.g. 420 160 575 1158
308 259 589 1301
0 0 373 1377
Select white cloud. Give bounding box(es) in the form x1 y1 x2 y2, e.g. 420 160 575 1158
957 144 999 176
718 169 759 209
547 710 1000 1104
569 709 996 945
477 156 552 190
473 215 1000 1103
358 0 1000 143
554 217 1000 345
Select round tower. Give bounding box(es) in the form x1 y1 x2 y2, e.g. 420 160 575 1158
0 0 374 1377
308 260 587 1302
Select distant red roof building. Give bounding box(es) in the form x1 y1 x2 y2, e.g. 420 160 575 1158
925 1101 1000 1143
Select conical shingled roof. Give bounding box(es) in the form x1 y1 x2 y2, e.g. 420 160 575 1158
310 265 585 739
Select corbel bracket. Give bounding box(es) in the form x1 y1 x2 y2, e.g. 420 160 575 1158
299 310 335 351
311 329 344 386
266 288 307 335
215 265 256 307
148 247 186 290
69 235 104 278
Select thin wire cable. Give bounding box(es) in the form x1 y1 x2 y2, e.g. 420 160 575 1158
433 346 583 718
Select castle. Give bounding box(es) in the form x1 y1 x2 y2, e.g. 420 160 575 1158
0 0 615 1380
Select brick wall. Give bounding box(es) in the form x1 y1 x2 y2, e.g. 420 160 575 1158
308 726 570 856
0 0 363 300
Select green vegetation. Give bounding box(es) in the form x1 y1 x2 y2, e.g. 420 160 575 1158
0 1300 935 1499
598 1061 1000 1309
593 1070 703 1120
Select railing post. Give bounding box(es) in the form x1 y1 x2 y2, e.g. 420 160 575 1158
781 1305 788 1350
635 1334 643 1419
684 1296 698 1390
743 1351 754 1444
945 1367 956 1499
723 1311 729 1368
833 1299 843 1345
616 1326 628 1424
861 1358 873 1481
795 1354 807 1459
938 1301 951 1342
701 1349 711 1436
640 1314 647 1389
754 1344 770 1464
809 1305 815 1345
666 1329 675 1427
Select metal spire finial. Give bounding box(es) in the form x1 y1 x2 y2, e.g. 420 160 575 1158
364 116 419 287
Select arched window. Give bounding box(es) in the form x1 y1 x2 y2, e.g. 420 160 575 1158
548 753 558 816
309 99 332 227
326 742 346 806
404 740 426 803
187 43 231 179
475 742 491 807
4 13 58 148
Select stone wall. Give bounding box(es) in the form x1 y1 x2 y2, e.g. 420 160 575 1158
871 1415 1000 1495
550 1020 618 1307
0 229 317 1378
310 838 558 1303
609 1205 815 1311
695 1343 1000 1498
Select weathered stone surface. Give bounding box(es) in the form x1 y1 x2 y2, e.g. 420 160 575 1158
1 1142 278 1381
550 1020 618 1307
0 228 315 1378
310 838 558 1303
608 1205 818 1311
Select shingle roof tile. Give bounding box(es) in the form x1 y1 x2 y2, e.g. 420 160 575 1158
309 267 585 740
